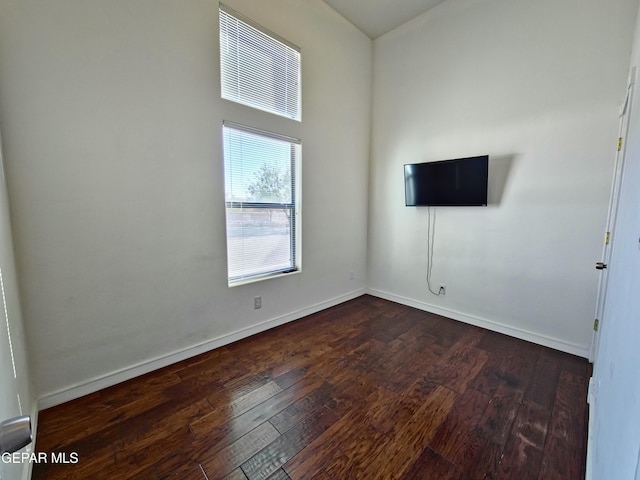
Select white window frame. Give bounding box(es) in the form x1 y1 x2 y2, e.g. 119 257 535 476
219 5 302 286
222 122 302 287
219 3 301 121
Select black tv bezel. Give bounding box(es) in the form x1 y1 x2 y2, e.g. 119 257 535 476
404 155 489 207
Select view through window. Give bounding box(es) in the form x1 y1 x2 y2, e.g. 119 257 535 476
219 5 302 286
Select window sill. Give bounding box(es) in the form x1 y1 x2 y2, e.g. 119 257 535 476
228 268 300 288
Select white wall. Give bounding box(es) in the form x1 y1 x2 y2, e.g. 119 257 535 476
0 0 372 405
368 0 638 355
588 6 640 478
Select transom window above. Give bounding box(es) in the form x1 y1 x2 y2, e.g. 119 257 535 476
219 4 301 120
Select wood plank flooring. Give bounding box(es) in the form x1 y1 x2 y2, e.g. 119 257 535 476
32 295 590 479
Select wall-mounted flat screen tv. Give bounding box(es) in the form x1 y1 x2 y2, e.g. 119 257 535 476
404 155 489 207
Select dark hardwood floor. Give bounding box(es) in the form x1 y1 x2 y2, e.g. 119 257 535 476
32 295 590 479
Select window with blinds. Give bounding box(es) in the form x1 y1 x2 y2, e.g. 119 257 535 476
219 4 301 120
223 123 301 285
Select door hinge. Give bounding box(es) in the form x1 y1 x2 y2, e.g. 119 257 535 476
617 137 623 151
594 318 599 331
605 231 610 245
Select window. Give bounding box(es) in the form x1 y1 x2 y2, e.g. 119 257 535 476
219 4 301 120
223 123 301 285
219 6 302 286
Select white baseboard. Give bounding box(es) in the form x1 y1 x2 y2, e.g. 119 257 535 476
37 288 366 410
367 288 590 358
37 286 588 410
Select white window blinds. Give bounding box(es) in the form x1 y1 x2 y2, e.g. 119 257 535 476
223 123 300 285
219 4 301 120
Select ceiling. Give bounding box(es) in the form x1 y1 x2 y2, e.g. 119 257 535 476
323 0 447 39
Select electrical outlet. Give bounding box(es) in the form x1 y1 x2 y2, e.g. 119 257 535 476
439 284 446 296
254 296 262 309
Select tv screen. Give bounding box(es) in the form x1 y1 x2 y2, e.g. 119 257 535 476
404 155 489 207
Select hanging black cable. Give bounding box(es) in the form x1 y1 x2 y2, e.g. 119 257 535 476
426 207 443 296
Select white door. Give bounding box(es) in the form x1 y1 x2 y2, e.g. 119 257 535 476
589 67 636 365
0 274 24 480
0 134 32 480
585 67 637 480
